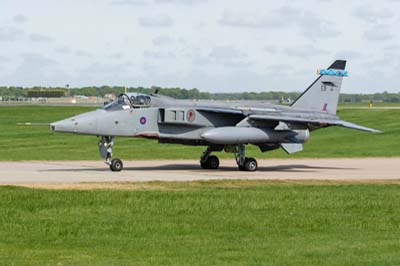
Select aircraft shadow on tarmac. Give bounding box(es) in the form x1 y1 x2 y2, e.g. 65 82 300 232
43 164 355 173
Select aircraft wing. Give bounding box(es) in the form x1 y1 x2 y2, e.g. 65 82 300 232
196 107 244 115
249 114 382 133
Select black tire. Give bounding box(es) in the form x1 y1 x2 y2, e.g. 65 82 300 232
200 161 208 169
200 155 220 169
110 158 123 172
238 157 249 171
207 155 220 169
243 158 257 171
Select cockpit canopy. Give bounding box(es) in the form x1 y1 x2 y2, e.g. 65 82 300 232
104 93 152 111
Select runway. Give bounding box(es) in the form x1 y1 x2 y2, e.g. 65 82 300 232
0 158 399 186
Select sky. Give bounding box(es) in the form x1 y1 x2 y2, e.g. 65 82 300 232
0 0 400 93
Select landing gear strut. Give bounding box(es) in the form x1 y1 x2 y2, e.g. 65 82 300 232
200 146 220 169
99 136 123 171
235 144 258 171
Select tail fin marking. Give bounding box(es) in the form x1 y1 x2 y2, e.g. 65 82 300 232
290 60 347 115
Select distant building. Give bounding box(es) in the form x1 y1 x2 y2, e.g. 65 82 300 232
104 93 116 99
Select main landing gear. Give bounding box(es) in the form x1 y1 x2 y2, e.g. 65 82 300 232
199 144 258 171
235 144 258 171
200 146 220 169
99 136 123 172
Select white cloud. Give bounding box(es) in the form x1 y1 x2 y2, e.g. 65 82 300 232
29 33 52 42
0 27 23 42
364 28 392 41
75 62 133 85
152 35 172 46
284 45 328 57
219 7 339 40
110 0 148 5
13 14 28 23
0 0 399 92
384 44 400 51
0 56 9 62
352 6 394 24
75 50 92 57
54 46 71 54
138 15 173 27
264 46 278 54
1 53 70 86
335 50 362 60
264 64 300 79
294 10 340 40
154 0 207 4
143 50 176 59
209 46 251 67
110 52 123 59
219 10 284 28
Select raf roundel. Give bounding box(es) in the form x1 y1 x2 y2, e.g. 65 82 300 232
187 110 195 122
139 116 147 125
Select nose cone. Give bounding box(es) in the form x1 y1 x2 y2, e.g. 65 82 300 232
50 118 76 133
50 110 101 135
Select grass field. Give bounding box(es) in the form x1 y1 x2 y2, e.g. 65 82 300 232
0 181 399 265
0 105 398 160
339 102 400 107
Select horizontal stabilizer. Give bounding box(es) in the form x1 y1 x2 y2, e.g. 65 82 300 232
333 120 383 133
280 143 303 154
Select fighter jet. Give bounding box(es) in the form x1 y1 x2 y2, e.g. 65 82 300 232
50 60 381 172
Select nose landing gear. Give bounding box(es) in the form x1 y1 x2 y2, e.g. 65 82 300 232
99 136 123 172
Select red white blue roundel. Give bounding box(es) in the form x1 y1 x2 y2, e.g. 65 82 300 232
139 116 146 125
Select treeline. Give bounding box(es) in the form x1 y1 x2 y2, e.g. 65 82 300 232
0 86 400 103
26 90 65 98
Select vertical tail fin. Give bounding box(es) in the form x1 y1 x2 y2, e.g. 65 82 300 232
290 60 347 115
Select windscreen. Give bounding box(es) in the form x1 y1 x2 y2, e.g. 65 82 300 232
104 93 152 110
104 94 132 111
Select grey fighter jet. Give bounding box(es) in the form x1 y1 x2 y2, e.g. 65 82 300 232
51 60 381 171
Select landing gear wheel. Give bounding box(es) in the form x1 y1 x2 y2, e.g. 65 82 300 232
110 158 123 172
243 157 257 171
238 157 257 171
208 156 220 169
201 155 220 169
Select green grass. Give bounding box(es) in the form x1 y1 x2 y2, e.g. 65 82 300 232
1 182 400 265
339 102 400 107
0 105 399 160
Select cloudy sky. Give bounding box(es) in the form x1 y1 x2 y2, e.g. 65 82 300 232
0 0 399 93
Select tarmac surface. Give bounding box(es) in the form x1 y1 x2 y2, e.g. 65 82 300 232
0 158 399 185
